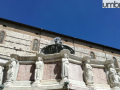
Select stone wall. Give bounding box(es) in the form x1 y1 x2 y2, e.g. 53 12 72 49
0 25 38 59
0 20 120 68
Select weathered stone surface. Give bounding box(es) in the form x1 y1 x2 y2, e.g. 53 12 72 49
106 54 113 59
92 68 108 84
43 61 62 80
75 52 80 57
0 26 120 62
39 43 47 49
70 86 92 90
0 47 35 58
1 41 31 51
1 18 120 90
17 64 35 81
5 36 31 46
69 63 83 81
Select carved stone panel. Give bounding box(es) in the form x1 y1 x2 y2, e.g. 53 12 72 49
43 61 61 80
17 64 35 81
92 68 108 84
69 63 83 81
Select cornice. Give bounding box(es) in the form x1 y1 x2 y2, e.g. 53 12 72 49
0 49 114 68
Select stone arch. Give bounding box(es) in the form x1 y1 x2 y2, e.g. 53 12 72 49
90 51 96 59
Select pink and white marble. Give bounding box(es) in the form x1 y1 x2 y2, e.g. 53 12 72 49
43 61 62 80
17 64 35 81
69 63 83 81
92 68 108 84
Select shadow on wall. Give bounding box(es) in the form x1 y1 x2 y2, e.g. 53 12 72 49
30 64 35 81
3 67 7 84
54 61 62 79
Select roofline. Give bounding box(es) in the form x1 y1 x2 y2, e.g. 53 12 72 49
0 17 120 52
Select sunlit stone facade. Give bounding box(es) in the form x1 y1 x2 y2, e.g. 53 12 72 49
0 18 120 90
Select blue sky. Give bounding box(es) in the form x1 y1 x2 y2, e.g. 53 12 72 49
0 0 120 49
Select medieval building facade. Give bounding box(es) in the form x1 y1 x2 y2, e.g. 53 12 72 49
0 18 120 90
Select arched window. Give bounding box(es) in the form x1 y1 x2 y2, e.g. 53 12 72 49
90 52 95 59
0 31 6 44
32 39 39 51
113 57 119 68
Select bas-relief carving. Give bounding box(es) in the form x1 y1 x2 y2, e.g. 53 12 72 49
1 48 120 89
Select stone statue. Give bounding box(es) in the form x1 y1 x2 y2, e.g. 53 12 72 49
0 66 4 84
52 37 62 45
84 60 94 85
117 70 120 82
109 68 120 88
7 58 17 82
107 63 115 71
61 53 69 80
34 57 44 83
105 60 120 89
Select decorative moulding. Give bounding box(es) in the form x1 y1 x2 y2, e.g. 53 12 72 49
105 59 114 65
7 49 114 68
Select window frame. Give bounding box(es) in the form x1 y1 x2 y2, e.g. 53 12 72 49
31 38 40 52
0 30 6 45
90 51 96 59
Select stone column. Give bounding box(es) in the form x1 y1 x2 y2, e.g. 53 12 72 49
32 57 44 87
0 66 4 85
4 58 17 87
83 56 94 86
